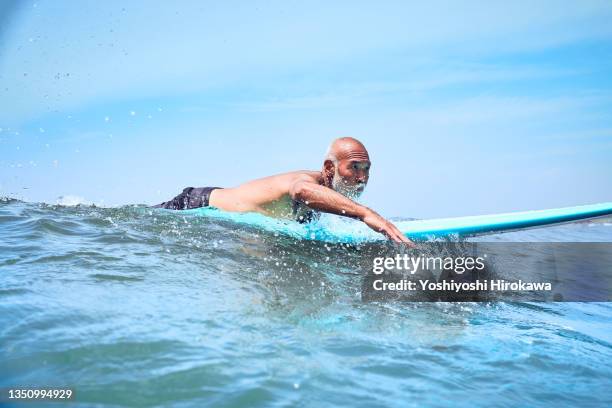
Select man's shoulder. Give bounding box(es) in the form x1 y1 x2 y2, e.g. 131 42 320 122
287 170 321 183
240 171 320 190
260 171 321 191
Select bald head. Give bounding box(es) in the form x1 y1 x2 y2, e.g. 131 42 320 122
323 137 371 198
325 137 370 163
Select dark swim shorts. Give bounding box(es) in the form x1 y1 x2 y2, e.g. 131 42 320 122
153 187 222 210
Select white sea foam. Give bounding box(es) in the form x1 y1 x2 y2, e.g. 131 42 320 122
56 195 91 206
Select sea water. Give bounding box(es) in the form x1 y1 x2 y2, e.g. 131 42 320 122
1 199 611 407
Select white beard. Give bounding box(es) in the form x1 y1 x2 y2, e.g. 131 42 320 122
332 171 364 200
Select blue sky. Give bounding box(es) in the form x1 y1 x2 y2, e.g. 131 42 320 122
1 0 611 218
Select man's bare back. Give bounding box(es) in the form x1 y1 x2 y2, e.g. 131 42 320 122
209 171 321 221
154 137 412 244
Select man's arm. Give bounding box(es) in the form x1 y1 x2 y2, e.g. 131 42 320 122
289 180 414 244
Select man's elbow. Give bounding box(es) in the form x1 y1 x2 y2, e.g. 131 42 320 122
289 181 311 202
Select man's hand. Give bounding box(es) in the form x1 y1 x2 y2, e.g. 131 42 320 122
362 210 415 246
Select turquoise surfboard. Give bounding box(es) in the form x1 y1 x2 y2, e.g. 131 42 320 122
393 202 612 240
184 202 612 243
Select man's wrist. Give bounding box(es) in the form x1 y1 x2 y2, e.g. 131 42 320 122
358 206 373 221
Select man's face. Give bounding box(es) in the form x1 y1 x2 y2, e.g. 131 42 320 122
332 159 370 199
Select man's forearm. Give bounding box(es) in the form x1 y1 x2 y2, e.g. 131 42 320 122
290 180 413 244
291 182 371 220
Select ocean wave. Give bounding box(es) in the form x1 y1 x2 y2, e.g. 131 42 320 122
1 199 611 407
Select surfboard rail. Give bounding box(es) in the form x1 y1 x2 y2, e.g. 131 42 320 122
180 202 612 242
396 202 612 239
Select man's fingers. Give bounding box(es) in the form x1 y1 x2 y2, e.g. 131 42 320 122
384 229 400 243
387 225 416 246
394 228 407 241
377 220 415 246
399 234 414 246
387 228 406 244
399 232 416 247
388 233 401 243
399 234 411 244
399 232 414 245
395 235 416 247
389 225 404 241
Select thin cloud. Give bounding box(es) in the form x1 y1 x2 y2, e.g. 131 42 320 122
1 1 612 123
